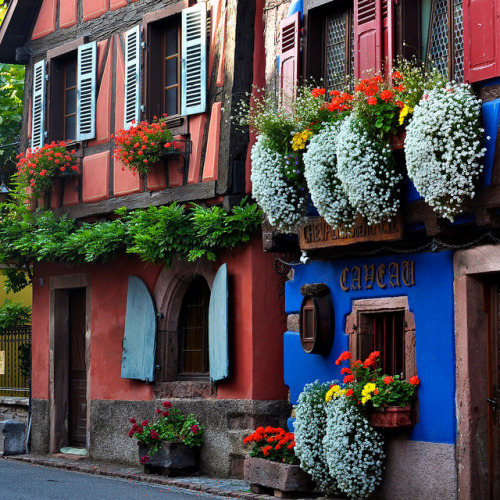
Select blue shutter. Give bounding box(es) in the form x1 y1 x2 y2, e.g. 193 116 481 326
31 60 46 149
121 276 157 382
181 3 207 116
76 41 97 141
124 25 141 129
208 264 229 382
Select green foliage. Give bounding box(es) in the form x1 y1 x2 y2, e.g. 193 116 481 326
0 197 262 291
18 342 31 378
0 61 24 185
130 401 204 457
0 299 31 330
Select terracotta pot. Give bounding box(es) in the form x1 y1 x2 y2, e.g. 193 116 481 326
138 441 198 475
369 405 415 429
244 456 314 496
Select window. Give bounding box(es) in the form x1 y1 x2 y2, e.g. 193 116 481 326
297 0 463 88
345 297 417 379
178 276 210 377
50 54 77 141
424 0 463 83
303 1 354 91
136 2 207 132
32 39 97 148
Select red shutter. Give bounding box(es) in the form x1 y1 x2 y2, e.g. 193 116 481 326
464 0 500 83
279 11 300 91
382 0 394 76
354 0 383 79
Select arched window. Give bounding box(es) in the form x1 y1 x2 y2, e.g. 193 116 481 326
178 276 210 377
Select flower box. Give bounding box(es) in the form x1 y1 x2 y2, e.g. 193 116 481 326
369 405 415 430
138 441 198 476
244 456 314 497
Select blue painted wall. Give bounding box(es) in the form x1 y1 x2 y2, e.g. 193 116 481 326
284 250 455 445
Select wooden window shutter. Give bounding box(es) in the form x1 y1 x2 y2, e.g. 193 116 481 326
382 0 394 76
76 41 97 141
354 0 383 79
121 276 157 382
124 25 141 129
463 0 500 83
279 11 300 92
181 2 207 116
31 59 46 149
208 263 229 382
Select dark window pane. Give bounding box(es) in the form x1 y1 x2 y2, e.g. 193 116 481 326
165 88 178 116
179 277 210 376
66 88 76 115
65 115 76 141
164 24 178 56
165 57 178 87
66 60 77 88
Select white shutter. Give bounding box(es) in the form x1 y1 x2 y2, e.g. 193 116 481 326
31 60 46 150
181 3 207 116
76 41 97 141
124 25 141 129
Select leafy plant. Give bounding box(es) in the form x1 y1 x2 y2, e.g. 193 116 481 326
0 196 262 291
129 401 204 459
333 350 420 409
0 299 31 330
15 141 79 197
112 115 178 175
243 426 298 465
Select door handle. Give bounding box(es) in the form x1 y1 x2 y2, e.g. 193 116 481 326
487 398 497 407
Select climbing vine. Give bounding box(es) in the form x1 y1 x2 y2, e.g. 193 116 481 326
0 197 263 291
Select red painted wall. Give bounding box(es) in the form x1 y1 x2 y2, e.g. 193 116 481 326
31 239 288 402
216 237 288 401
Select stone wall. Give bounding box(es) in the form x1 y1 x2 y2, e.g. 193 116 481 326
30 398 291 478
0 397 29 425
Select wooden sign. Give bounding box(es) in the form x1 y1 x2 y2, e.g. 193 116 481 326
300 214 403 250
0 351 4 375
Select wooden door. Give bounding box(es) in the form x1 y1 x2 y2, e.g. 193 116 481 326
485 282 500 499
68 288 87 446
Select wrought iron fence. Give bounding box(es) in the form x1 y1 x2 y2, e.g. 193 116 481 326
0 325 31 397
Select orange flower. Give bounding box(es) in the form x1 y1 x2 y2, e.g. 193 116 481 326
409 376 420 385
367 96 377 105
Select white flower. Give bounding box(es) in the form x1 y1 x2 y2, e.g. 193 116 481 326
303 120 358 231
405 83 485 221
250 136 307 233
336 116 402 225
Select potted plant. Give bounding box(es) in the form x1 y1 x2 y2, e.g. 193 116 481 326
334 350 420 429
112 115 181 177
15 141 79 198
243 426 314 496
128 400 203 474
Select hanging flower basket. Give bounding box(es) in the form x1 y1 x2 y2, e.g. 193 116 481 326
369 405 415 430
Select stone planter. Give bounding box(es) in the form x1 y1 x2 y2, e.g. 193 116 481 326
138 441 198 476
369 405 415 430
244 456 314 498
390 129 406 150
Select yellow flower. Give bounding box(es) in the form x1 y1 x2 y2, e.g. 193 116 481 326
361 383 376 397
398 105 413 125
325 384 342 402
362 394 372 405
291 129 313 151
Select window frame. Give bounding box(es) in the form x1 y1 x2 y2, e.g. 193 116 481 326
345 297 417 380
46 36 97 146
143 0 208 136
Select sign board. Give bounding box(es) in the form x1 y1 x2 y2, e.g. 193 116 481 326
0 351 4 375
300 214 403 250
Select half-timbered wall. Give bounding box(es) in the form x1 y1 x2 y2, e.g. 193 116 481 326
21 0 254 218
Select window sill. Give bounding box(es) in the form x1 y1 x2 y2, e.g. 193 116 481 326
153 380 216 399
